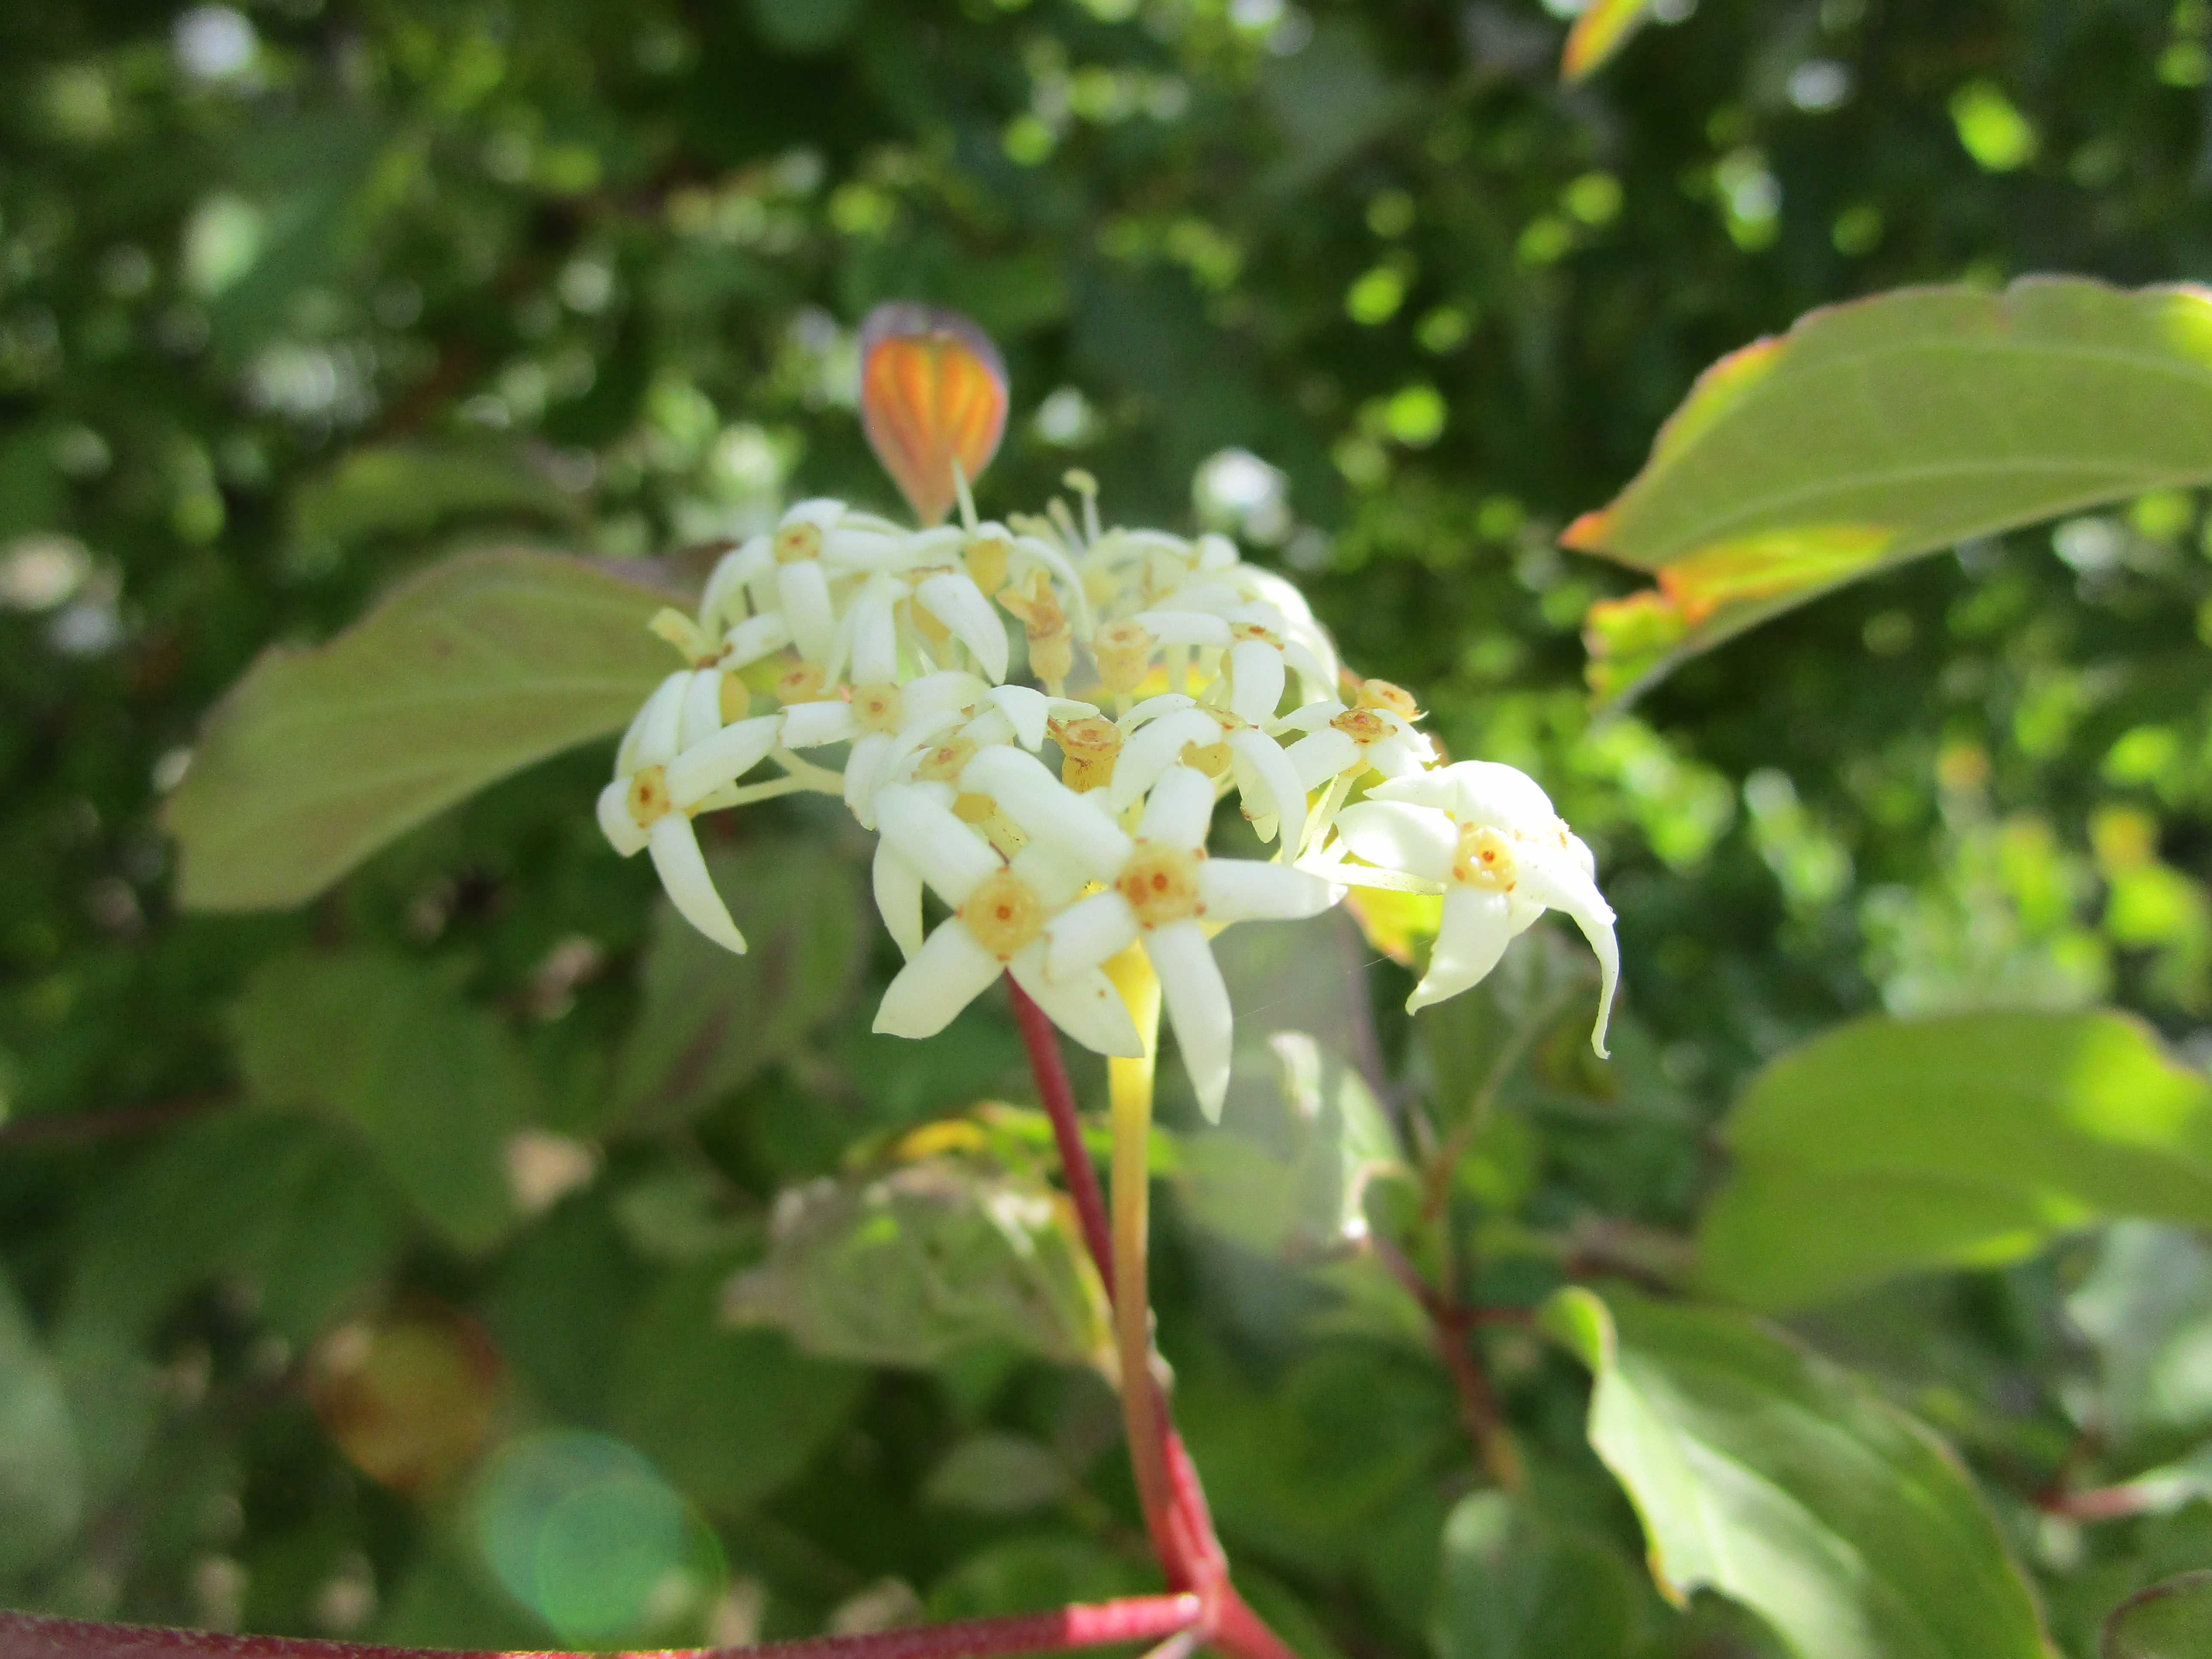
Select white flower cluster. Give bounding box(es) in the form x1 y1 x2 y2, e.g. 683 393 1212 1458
598 476 1618 1119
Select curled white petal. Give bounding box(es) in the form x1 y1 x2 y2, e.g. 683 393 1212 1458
721 610 792 670
1370 759 1556 832
1332 799 1457 886
781 700 861 748
1109 708 1220 812
918 571 1011 683
1008 945 1144 1058
1410 886 1513 1014
632 671 692 769
1043 889 1140 982
597 780 648 857
617 670 685 775
1227 727 1307 854
961 746 1133 879
1136 765 1216 853
1119 693 1197 732
776 559 836 664
1276 699 1347 735
667 714 784 808
874 783 1003 907
1197 859 1337 924
1515 842 1620 1057
873 839 925 961
1145 919 1233 1123
874 919 1005 1039
648 815 747 954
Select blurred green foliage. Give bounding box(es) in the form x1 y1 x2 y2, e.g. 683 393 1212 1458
3 1 2212 1656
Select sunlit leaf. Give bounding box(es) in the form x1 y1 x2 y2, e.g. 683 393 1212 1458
1697 1010 2212 1311
1543 1285 2049 1659
1568 279 2212 702
236 950 539 1252
0 1270 82 1574
166 550 678 908
723 1158 1113 1372
612 841 865 1129
1431 1491 1636 1659
1562 0 1656 85
2103 1572 2212 1659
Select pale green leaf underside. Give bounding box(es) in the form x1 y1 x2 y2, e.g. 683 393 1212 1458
165 549 678 909
2103 1572 2212 1659
1569 277 2212 700
1696 1011 2212 1312
1544 1285 2051 1659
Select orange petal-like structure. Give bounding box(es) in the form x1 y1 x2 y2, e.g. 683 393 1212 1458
860 303 1009 526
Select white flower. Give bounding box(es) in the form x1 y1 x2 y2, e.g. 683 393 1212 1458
871 781 1142 1057
967 754 1337 1120
1106 696 1309 854
1329 760 1618 1051
779 668 989 826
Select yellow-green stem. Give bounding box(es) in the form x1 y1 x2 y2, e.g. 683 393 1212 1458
1103 946 1173 1549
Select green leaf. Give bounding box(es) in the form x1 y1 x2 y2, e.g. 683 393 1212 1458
1562 0 1656 84
1696 1010 2212 1311
1431 1491 1636 1659
613 841 865 1128
609 1260 866 1513
922 1432 1072 1515
2103 1572 2212 1659
288 440 582 560
1543 1285 2051 1659
236 950 539 1252
165 549 677 909
1567 279 2212 702
724 1158 1114 1372
0 1269 83 1573
924 1535 1151 1623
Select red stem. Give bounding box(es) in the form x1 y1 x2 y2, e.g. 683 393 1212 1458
0 1598 1204 1659
1006 981 1116 1295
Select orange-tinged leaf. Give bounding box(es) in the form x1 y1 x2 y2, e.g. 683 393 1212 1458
1655 524 1895 622
1562 0 1656 84
860 302 1009 525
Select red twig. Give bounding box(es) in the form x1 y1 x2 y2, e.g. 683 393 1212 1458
1371 1238 1525 1492
1006 982 1116 1295
0 1599 1204 1659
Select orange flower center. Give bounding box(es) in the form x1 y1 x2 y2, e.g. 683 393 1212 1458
917 737 977 784
775 662 826 704
957 871 1045 960
852 681 903 733
773 522 822 564
1357 678 1420 720
626 765 672 829
1117 843 1205 928
1330 708 1390 745
1452 825 1517 891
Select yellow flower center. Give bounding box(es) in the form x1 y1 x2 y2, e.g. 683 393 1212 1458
773 522 822 564
1117 842 1205 928
917 737 977 784
775 662 827 704
1452 824 1517 891
1052 715 1124 792
957 871 1045 960
1329 708 1390 745
852 681 903 733
626 765 672 830
1357 678 1420 720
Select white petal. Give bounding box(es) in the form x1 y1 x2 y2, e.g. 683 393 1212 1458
1227 640 1285 724
648 816 747 954
1515 842 1620 1057
1119 693 1197 732
679 668 726 750
1285 727 1360 790
1227 727 1307 855
1282 640 1333 705
874 709 968 793
902 669 990 723
1367 735 1427 780
987 684 1051 750
918 571 1011 682
616 671 683 775
721 609 791 669
776 559 836 663
781 497 846 531
1371 759 1556 833
1332 800 1457 885
846 573 906 686
875 919 1007 1039
1409 886 1513 1014
1008 946 1144 1058
1008 840 1094 910
781 700 860 748
823 527 912 571
1134 609 1234 648
961 746 1133 879
667 714 784 808
632 671 692 769
874 783 1003 906
699 535 771 632
597 780 648 856
1276 699 1349 735
1145 920 1233 1122
1136 765 1216 852
873 840 925 961
843 730 892 826
1197 858 1336 924
1109 708 1219 811
1043 890 1140 981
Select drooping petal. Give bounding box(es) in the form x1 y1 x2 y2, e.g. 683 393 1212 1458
917 571 1011 682
961 746 1133 879
987 684 1051 750
1145 919 1234 1122
647 815 747 954
1226 640 1285 725
720 609 792 670
1408 886 1513 1014
1136 764 1216 853
1196 858 1337 924
1042 890 1140 981
843 730 893 826
780 700 861 748
667 714 784 808
630 671 692 769
1331 799 1457 886
1284 726 1360 790
596 780 648 856
874 920 1006 1039
776 558 836 664
1227 727 1307 854
1008 945 1144 1058
1515 842 1620 1057
874 783 1003 906
872 839 925 961
1109 708 1219 811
